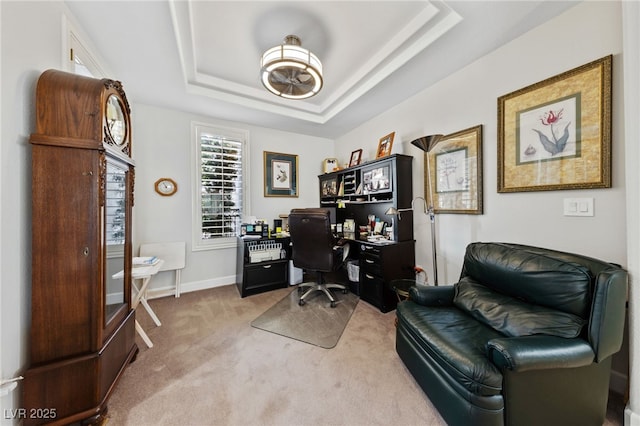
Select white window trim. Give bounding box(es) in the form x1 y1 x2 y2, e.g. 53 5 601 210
61 12 112 78
191 122 250 251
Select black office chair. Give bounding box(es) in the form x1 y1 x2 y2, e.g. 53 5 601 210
289 208 349 308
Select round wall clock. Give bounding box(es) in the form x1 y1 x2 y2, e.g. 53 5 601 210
154 178 178 196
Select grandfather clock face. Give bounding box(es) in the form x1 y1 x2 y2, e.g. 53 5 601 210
105 94 127 146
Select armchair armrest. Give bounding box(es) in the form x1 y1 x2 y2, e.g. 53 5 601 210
409 285 454 306
487 336 595 372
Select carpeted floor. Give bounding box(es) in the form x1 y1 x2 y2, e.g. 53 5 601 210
105 285 625 425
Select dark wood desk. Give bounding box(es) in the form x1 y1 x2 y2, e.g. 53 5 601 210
349 239 415 313
317 154 417 312
236 236 291 297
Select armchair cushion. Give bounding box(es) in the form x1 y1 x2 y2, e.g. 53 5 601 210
454 277 586 338
462 242 593 317
397 302 504 396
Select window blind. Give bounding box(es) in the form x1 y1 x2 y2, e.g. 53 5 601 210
200 135 243 239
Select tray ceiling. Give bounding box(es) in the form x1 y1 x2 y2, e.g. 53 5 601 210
65 1 579 138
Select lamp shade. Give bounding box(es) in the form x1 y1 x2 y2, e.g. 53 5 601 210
385 207 399 215
411 134 443 153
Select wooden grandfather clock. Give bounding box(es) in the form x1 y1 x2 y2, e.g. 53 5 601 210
23 69 138 425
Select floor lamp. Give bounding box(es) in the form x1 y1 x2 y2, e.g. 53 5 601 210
411 135 443 286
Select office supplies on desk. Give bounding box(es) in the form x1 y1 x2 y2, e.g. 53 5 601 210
247 240 284 263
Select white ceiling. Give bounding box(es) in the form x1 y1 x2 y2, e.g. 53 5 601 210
65 0 579 139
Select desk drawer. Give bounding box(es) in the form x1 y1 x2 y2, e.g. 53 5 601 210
360 255 382 276
244 261 287 290
360 272 383 309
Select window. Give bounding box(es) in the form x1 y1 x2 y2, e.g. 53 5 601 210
192 123 250 250
63 14 109 78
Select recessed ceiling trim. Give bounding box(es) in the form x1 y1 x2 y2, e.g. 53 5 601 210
319 3 441 108
186 78 327 123
193 71 324 113
169 0 461 124
323 10 463 121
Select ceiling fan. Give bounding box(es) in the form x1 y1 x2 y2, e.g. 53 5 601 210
260 35 323 100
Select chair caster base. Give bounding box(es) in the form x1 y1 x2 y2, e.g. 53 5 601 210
299 299 306 306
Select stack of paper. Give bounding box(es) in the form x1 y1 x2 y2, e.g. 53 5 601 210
133 256 159 265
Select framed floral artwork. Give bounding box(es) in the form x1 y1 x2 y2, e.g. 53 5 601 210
264 151 298 197
376 132 395 158
498 55 612 192
424 125 483 214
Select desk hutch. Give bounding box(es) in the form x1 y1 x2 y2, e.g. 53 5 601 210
318 154 416 312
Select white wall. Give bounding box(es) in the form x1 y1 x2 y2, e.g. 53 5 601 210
1 0 68 419
336 0 631 395
131 104 333 294
622 1 640 423
337 1 626 280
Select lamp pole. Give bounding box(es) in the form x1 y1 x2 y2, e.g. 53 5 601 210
425 152 438 286
411 134 443 286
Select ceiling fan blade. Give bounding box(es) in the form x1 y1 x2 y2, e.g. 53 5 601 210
270 69 291 84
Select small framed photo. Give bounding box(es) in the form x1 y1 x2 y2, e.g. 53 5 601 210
321 177 338 196
264 151 298 197
349 149 363 167
376 132 395 158
323 158 339 173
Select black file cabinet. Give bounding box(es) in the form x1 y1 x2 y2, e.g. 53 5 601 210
358 240 415 312
236 236 291 297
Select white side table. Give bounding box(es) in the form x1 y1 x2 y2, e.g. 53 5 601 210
113 257 164 348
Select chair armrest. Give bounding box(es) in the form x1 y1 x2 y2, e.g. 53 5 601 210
487 336 595 372
409 285 454 306
589 268 627 361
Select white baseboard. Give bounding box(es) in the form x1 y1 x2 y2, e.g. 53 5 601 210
107 276 236 303
626 406 640 426
146 275 235 300
106 292 124 305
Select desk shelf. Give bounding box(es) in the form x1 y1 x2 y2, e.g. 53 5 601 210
318 154 414 243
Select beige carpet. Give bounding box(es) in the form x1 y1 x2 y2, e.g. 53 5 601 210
106 285 443 425
251 288 358 348
105 285 625 425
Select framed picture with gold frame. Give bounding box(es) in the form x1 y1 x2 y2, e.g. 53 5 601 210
424 125 483 214
498 55 612 192
376 132 395 158
264 151 298 197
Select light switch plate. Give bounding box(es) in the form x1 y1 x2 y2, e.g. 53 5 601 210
563 198 594 216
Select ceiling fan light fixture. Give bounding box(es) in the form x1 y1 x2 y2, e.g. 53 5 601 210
260 35 323 100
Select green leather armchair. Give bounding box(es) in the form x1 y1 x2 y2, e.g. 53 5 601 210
395 242 627 426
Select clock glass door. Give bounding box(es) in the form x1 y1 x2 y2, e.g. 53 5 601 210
104 158 129 326
105 94 127 146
